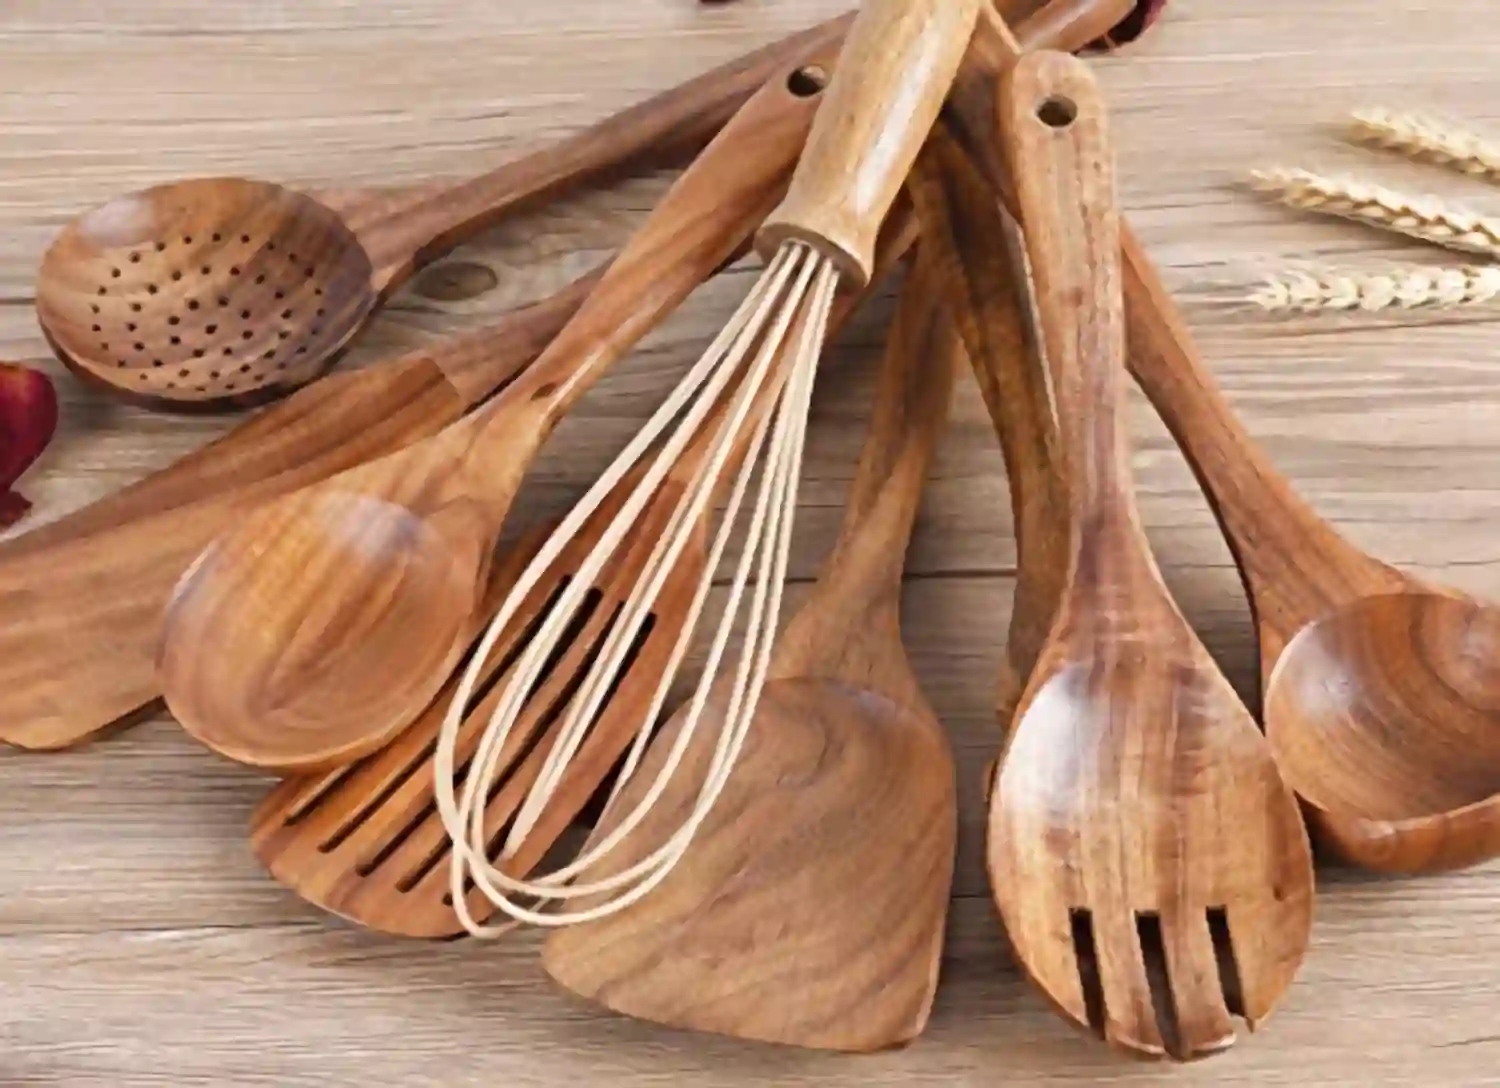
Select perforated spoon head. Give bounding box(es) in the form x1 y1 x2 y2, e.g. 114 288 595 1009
160 461 498 773
991 619 1315 1061
37 178 377 410
1265 589 1500 874
542 676 955 1052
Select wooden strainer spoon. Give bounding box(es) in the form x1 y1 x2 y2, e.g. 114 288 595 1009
984 53 1313 1061
159 51 840 773
542 253 959 1053
34 18 844 411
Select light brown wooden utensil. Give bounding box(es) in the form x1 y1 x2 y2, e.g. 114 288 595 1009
251 205 915 939
159 51 842 774
984 52 1313 1061
33 18 847 411
542 252 959 1053
1120 205 1500 875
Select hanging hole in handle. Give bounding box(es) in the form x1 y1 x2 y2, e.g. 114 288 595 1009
786 65 828 98
1037 95 1079 129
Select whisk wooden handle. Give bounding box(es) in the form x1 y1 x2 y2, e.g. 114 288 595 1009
756 0 982 287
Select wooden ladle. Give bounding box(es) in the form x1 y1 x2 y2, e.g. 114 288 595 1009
159 50 837 773
1121 204 1500 874
542 254 960 1053
34 18 845 411
984 53 1313 1060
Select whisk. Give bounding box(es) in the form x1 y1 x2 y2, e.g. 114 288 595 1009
434 0 982 934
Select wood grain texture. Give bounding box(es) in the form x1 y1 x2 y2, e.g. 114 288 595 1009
908 127 1067 723
0 261 597 752
157 54 833 773
987 51 1313 1061
3 0 1500 1083
756 0 982 284
1121 226 1500 875
542 255 960 1052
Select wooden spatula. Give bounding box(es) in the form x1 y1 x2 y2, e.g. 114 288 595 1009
541 252 959 1053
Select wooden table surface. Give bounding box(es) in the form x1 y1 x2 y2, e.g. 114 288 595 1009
4 1 1500 1083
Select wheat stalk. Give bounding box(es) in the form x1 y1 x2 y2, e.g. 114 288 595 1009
1248 167 1500 259
1248 264 1500 313
1349 108 1500 183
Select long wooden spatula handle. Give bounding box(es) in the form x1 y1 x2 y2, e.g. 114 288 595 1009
757 0 983 286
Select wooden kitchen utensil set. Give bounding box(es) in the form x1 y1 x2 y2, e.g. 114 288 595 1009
4 0 1499 1064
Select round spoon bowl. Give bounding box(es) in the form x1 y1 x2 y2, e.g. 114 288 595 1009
1265 590 1500 872
38 178 376 409
161 490 487 772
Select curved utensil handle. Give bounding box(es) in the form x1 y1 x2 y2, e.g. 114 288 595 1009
488 37 844 430
358 16 851 293
757 0 983 287
1002 52 1133 552
908 126 1068 721
1119 226 1408 648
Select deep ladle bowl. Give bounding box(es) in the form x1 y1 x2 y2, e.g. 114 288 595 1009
1265 591 1500 873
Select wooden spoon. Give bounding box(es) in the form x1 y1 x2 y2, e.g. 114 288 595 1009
542 253 959 1053
985 52 1313 1060
33 17 846 411
0 256 598 751
1120 214 1500 874
159 46 840 773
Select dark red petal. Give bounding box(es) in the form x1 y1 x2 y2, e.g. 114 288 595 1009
0 363 59 530
1087 0 1170 52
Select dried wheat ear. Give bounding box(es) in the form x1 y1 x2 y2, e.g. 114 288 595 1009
1248 168 1500 260
1248 264 1500 313
1349 108 1500 183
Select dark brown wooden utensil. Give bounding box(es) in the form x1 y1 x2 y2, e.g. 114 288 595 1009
34 18 847 411
542 252 959 1053
982 51 1313 1061
160 51 841 773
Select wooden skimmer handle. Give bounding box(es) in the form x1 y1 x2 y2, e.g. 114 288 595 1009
757 0 984 287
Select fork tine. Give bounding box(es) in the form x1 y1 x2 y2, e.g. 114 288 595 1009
1160 907 1237 1059
1092 907 1166 1058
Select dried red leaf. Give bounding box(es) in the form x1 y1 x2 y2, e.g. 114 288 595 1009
0 363 59 530
1087 0 1170 51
